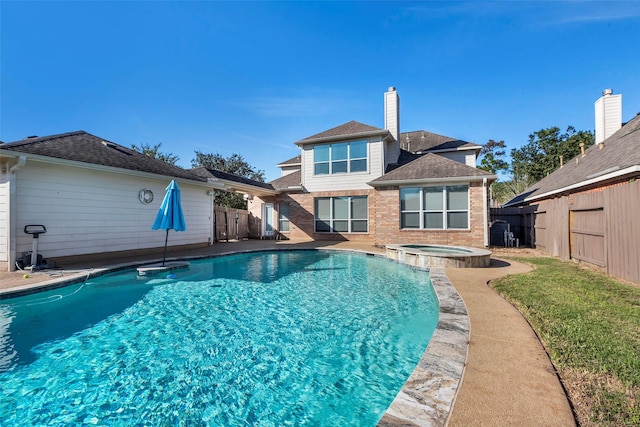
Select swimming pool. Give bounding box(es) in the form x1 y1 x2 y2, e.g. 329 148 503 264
0 250 439 425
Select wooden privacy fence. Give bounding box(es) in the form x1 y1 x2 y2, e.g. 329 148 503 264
214 206 261 241
491 179 640 284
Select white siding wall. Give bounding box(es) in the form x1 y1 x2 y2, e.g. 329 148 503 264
280 166 300 176
0 179 8 263
301 137 384 192
12 162 212 260
439 151 477 167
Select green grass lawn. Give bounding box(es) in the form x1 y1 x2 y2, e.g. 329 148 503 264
491 256 640 427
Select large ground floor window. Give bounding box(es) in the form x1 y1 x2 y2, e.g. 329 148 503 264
315 196 368 233
400 185 469 229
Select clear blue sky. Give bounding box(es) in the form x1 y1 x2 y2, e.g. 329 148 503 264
2 1 639 181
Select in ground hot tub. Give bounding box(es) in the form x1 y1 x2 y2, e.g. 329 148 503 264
386 244 491 268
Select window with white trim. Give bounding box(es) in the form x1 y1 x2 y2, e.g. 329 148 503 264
313 140 367 175
400 185 469 229
314 196 368 233
278 203 290 232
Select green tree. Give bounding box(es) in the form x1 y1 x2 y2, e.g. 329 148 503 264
478 139 509 175
192 151 266 209
131 143 179 166
510 126 594 184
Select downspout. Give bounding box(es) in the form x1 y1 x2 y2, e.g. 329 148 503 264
208 190 215 245
7 156 27 271
482 177 489 247
10 156 27 173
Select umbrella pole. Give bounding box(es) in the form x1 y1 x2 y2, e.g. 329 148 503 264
162 229 169 266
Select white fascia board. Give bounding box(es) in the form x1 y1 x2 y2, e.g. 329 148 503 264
277 163 301 169
524 165 640 203
368 174 497 187
0 149 213 189
422 145 480 154
295 130 390 146
212 178 279 196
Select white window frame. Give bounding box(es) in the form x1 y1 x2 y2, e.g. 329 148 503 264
313 140 368 175
400 185 470 230
278 202 290 232
314 196 368 233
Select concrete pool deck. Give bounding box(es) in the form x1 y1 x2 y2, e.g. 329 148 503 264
0 240 575 426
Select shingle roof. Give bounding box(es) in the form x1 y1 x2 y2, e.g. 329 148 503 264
1 131 204 181
506 113 640 206
191 166 274 190
277 155 301 166
370 152 494 185
398 130 480 153
296 120 389 144
269 170 302 191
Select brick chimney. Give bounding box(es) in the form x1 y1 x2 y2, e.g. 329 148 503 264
384 87 400 142
595 88 622 144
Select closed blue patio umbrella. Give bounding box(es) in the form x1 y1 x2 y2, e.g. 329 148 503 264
152 180 186 266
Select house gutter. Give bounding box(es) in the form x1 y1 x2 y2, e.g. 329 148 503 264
210 179 279 197
0 149 213 188
368 174 496 187
295 130 390 146
418 145 480 154
483 177 489 247
9 155 27 173
522 165 640 204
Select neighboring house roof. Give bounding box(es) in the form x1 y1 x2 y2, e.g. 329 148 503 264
277 155 301 167
0 131 205 182
505 113 640 206
369 153 495 186
191 166 278 196
269 170 302 191
398 130 480 153
295 120 390 145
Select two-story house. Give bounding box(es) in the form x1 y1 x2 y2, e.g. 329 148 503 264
248 87 496 248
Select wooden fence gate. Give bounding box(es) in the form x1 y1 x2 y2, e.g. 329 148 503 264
214 206 252 241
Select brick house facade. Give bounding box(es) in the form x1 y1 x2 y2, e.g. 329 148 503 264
248 87 496 248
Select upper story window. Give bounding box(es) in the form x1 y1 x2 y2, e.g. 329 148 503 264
400 185 469 229
313 140 367 175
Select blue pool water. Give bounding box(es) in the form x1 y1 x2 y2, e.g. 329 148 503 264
0 250 439 426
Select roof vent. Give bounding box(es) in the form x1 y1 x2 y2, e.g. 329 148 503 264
24 135 38 140
101 140 134 155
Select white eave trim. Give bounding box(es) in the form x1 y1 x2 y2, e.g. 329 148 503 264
208 178 279 197
368 174 497 187
419 145 481 154
523 165 640 203
295 129 390 146
0 149 216 189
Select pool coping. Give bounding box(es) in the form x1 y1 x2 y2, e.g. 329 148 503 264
0 247 470 426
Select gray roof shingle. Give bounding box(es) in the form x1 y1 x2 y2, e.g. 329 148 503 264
269 170 302 191
191 166 274 190
296 121 389 144
277 155 301 166
1 131 205 182
399 130 480 152
370 153 494 185
506 113 640 206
